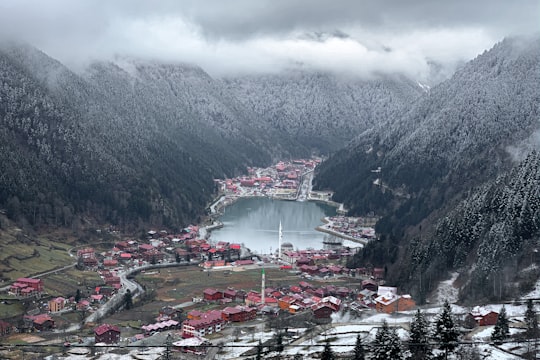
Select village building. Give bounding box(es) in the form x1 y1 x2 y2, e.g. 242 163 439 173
77 248 98 268
374 287 416 313
182 310 224 338
175 248 191 261
48 297 66 312
0 320 13 336
142 248 165 263
319 296 342 312
94 324 121 344
467 306 499 326
77 300 91 310
173 336 209 355
361 279 378 292
245 291 261 306
157 306 183 322
203 288 223 301
9 278 43 297
141 320 179 334
103 259 119 268
25 314 55 331
311 303 335 319
221 306 257 322
223 289 238 301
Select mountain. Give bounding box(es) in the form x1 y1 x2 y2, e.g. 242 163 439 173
222 71 423 154
0 44 271 230
316 36 540 301
0 42 423 232
417 151 540 303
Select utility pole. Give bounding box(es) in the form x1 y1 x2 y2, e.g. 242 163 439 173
164 332 172 360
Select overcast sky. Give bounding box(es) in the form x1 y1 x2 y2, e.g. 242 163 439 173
0 0 538 80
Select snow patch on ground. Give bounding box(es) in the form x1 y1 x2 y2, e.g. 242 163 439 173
430 272 460 304
523 265 540 299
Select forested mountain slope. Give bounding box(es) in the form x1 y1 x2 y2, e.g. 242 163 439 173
0 44 270 230
0 43 422 231
316 36 540 228
316 36 540 301
223 72 423 153
409 152 540 302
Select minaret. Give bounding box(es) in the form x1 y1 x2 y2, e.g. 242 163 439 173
261 268 266 305
278 220 283 260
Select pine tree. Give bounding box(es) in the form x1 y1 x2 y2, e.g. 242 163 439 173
353 334 365 360
409 309 430 359
274 331 284 354
525 299 538 339
372 320 402 360
74 289 81 304
321 340 335 360
124 289 133 310
433 301 459 355
256 339 263 360
491 305 509 345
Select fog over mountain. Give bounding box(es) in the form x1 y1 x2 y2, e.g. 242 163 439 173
1 1 538 83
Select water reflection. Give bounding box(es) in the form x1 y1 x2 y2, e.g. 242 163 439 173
210 197 337 254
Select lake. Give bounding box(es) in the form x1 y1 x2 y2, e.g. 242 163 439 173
208 197 339 254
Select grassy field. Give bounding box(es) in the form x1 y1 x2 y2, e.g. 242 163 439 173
42 269 103 297
0 227 74 281
133 265 353 310
136 266 313 303
98 264 360 334
0 299 24 319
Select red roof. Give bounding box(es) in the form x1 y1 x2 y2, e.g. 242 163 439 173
203 288 220 296
28 314 53 325
16 278 41 284
95 324 120 336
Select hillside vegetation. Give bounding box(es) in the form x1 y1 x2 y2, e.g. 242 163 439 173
315 36 540 302
0 42 420 232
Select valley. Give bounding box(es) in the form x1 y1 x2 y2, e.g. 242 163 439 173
0 27 538 359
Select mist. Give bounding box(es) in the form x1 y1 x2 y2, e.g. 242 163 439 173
0 0 538 81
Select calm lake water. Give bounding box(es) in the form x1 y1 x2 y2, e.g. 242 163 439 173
209 197 338 254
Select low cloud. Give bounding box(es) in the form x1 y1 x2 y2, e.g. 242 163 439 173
0 0 537 80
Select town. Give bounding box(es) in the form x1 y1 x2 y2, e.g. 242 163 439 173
0 159 536 359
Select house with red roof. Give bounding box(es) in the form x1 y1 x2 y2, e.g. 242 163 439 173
245 292 261 306
374 287 415 313
182 310 224 338
10 278 43 296
103 259 118 268
203 288 223 301
311 303 335 319
336 287 350 298
139 244 154 252
94 324 120 344
319 296 341 311
221 306 257 322
142 248 164 262
278 296 299 312
25 314 55 331
466 306 499 326
223 289 238 301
